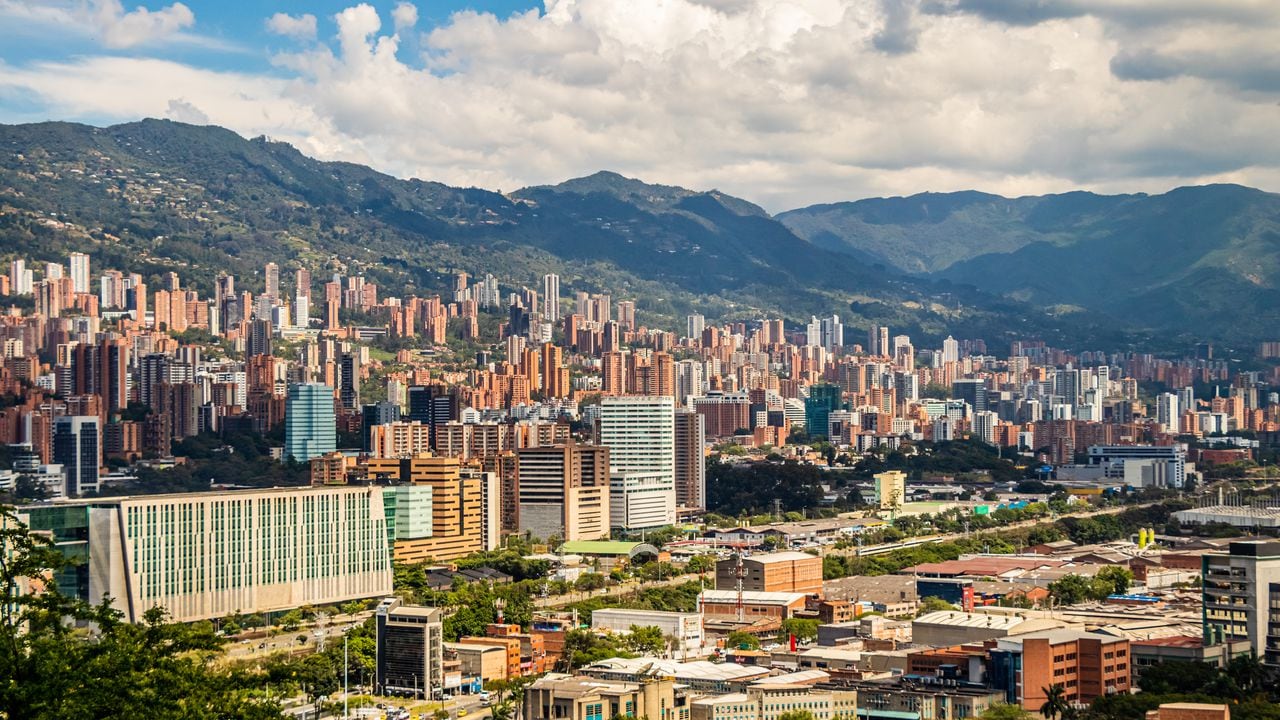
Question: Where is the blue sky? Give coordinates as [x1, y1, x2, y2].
[0, 0, 1277, 209]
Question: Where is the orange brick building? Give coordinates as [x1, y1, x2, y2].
[715, 551, 823, 594]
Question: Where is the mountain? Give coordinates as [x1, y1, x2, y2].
[0, 119, 1073, 346]
[779, 186, 1280, 343]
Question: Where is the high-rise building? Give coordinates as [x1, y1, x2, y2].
[687, 314, 705, 341]
[804, 384, 843, 438]
[363, 401, 402, 451]
[53, 415, 99, 497]
[952, 379, 989, 414]
[69, 252, 90, 294]
[600, 396, 676, 528]
[375, 599, 444, 699]
[542, 274, 560, 323]
[1202, 540, 1280, 667]
[264, 262, 280, 299]
[820, 315, 843, 353]
[285, 383, 336, 462]
[673, 409, 706, 510]
[367, 456, 498, 561]
[941, 335, 959, 364]
[1156, 392, 1180, 434]
[515, 442, 610, 541]
[340, 352, 361, 410]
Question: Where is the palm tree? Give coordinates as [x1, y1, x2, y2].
[1039, 684, 1069, 720]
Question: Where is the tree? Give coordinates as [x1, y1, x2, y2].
[575, 573, 607, 592]
[778, 712, 815, 720]
[280, 608, 305, 631]
[685, 554, 715, 574]
[1040, 683, 1069, 720]
[1095, 566, 1134, 596]
[0, 506, 281, 719]
[725, 631, 760, 651]
[779, 618, 819, 644]
[1048, 574, 1096, 605]
[625, 625, 667, 656]
[979, 705, 1034, 720]
[918, 596, 958, 615]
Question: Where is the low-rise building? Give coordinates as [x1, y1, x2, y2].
[592, 609, 704, 658]
[698, 590, 809, 621]
[524, 674, 691, 720]
[715, 552, 823, 594]
[375, 599, 444, 699]
[690, 684, 857, 720]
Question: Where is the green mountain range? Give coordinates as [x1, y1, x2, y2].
[779, 186, 1280, 344]
[0, 118, 1269, 349]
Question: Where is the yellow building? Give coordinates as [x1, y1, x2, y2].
[873, 470, 906, 511]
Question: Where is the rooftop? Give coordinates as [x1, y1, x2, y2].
[557, 540, 660, 556]
[699, 590, 810, 605]
[584, 657, 771, 682]
[745, 551, 821, 564]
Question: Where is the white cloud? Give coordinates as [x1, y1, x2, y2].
[392, 2, 418, 32]
[2, 0, 1279, 210]
[89, 0, 195, 49]
[266, 12, 317, 40]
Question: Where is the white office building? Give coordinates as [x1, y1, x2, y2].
[610, 472, 677, 530]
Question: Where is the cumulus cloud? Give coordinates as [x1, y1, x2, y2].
[89, 0, 195, 49]
[266, 12, 317, 40]
[392, 2, 418, 32]
[2, 0, 1279, 210]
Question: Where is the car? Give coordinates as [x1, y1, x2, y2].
[458, 709, 468, 717]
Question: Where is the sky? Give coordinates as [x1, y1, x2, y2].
[0, 0, 1278, 212]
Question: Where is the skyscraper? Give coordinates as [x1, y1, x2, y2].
[69, 252, 90, 294]
[285, 383, 336, 462]
[599, 396, 676, 528]
[264, 262, 280, 299]
[952, 379, 989, 414]
[340, 352, 361, 410]
[687, 314, 705, 341]
[1156, 392, 1180, 434]
[542, 274, 560, 322]
[674, 409, 706, 510]
[53, 415, 99, 497]
[804, 384, 843, 438]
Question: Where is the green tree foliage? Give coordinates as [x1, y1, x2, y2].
[566, 581, 703, 624]
[917, 597, 958, 615]
[1040, 684, 1070, 720]
[778, 712, 815, 720]
[979, 705, 1035, 720]
[0, 507, 281, 719]
[706, 458, 858, 515]
[725, 631, 760, 651]
[625, 626, 667, 655]
[1095, 566, 1134, 595]
[778, 618, 819, 643]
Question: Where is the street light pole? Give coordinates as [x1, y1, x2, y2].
[344, 633, 349, 720]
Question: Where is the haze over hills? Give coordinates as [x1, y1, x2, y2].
[0, 118, 1274, 347]
[779, 185, 1280, 344]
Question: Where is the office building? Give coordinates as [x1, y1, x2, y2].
[375, 598, 444, 699]
[53, 415, 100, 497]
[952, 379, 989, 414]
[714, 551, 823, 594]
[1202, 540, 1280, 667]
[693, 392, 751, 438]
[1087, 444, 1187, 488]
[1157, 393, 1181, 434]
[18, 486, 394, 623]
[285, 383, 336, 462]
[515, 443, 611, 542]
[367, 456, 499, 562]
[340, 352, 361, 410]
[673, 410, 706, 509]
[599, 395, 676, 480]
[363, 401, 402, 451]
[610, 472, 677, 530]
[804, 384, 842, 438]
